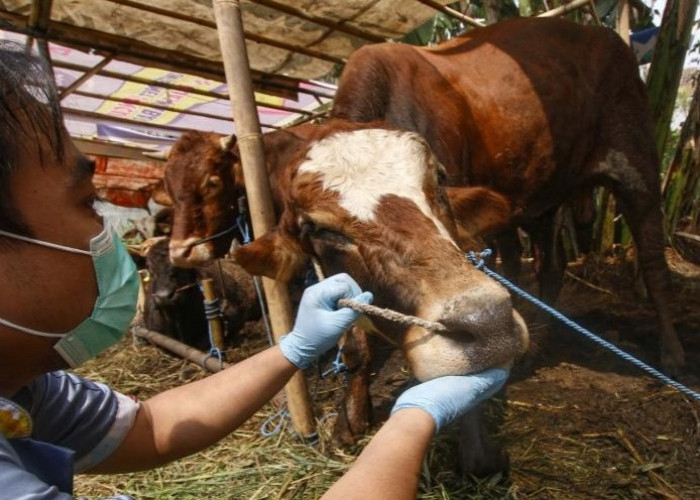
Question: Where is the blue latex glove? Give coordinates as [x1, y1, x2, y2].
[279, 273, 373, 369]
[391, 368, 509, 434]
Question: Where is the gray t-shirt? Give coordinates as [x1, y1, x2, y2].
[0, 371, 139, 499]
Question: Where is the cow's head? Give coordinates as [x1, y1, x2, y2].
[155, 126, 321, 268]
[235, 121, 529, 380]
[158, 131, 241, 267]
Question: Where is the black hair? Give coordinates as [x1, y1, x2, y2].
[0, 40, 65, 236]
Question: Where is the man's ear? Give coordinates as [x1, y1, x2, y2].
[446, 186, 512, 241]
[233, 227, 307, 283]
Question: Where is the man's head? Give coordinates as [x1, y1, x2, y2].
[0, 43, 111, 390]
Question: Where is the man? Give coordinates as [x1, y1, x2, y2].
[0, 41, 507, 499]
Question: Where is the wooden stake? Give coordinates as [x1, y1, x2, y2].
[132, 325, 231, 373]
[200, 278, 226, 352]
[617, 0, 631, 45]
[212, 0, 315, 437]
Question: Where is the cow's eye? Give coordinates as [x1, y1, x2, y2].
[437, 168, 447, 185]
[299, 219, 318, 240]
[207, 175, 222, 188]
[300, 219, 351, 245]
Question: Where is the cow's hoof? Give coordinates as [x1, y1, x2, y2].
[331, 410, 368, 447]
[458, 442, 510, 478]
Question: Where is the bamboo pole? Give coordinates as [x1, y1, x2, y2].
[0, 9, 331, 101]
[133, 325, 232, 373]
[415, 0, 485, 28]
[200, 278, 226, 352]
[212, 0, 315, 438]
[617, 0, 631, 45]
[59, 55, 114, 99]
[537, 0, 591, 17]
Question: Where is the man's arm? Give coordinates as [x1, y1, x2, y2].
[325, 368, 510, 500]
[322, 409, 435, 500]
[90, 345, 296, 473]
[89, 273, 372, 473]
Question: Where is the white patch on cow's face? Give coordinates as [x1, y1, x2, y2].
[298, 128, 453, 240]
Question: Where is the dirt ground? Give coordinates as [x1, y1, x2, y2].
[322, 250, 700, 499]
[441, 252, 700, 499]
[74, 250, 700, 499]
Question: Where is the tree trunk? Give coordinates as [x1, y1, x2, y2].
[645, 0, 699, 159]
[664, 74, 700, 247]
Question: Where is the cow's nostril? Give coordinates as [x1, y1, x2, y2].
[169, 242, 193, 266]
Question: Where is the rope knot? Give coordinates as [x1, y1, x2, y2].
[203, 297, 222, 320]
[466, 248, 492, 270]
[322, 346, 349, 385]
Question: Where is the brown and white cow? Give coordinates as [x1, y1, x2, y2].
[235, 119, 529, 378]
[234, 119, 529, 474]
[327, 16, 683, 374]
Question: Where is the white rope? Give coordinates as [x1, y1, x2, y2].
[337, 298, 448, 333]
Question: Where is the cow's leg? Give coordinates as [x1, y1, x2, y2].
[530, 211, 567, 305]
[496, 228, 522, 283]
[333, 325, 373, 444]
[606, 152, 684, 374]
[509, 214, 566, 311]
[457, 403, 509, 477]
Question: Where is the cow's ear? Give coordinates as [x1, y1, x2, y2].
[151, 179, 173, 207]
[446, 186, 512, 241]
[233, 228, 306, 282]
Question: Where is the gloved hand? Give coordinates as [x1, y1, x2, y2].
[279, 273, 373, 369]
[391, 368, 509, 434]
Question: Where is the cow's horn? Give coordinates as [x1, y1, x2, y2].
[142, 148, 171, 161]
[220, 134, 235, 151]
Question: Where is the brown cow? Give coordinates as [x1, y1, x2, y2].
[162, 126, 319, 265]
[328, 16, 683, 374]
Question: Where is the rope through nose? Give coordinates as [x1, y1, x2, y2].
[337, 298, 447, 333]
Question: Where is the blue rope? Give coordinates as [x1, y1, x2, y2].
[321, 345, 349, 385]
[236, 214, 252, 245]
[466, 249, 700, 403]
[260, 408, 290, 437]
[259, 408, 319, 444]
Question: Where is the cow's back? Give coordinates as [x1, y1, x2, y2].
[331, 17, 647, 218]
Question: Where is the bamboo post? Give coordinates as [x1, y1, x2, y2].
[200, 278, 226, 352]
[136, 269, 149, 317]
[617, 0, 630, 45]
[212, 0, 315, 437]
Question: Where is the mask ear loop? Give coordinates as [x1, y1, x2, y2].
[0, 229, 92, 256]
[0, 316, 66, 338]
[0, 229, 95, 337]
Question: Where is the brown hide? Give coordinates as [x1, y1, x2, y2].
[164, 131, 241, 266]
[235, 119, 529, 381]
[330, 17, 683, 373]
[164, 126, 318, 267]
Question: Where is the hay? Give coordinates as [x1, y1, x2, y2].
[70, 252, 700, 499]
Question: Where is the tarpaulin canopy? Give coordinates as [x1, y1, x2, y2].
[0, 0, 458, 206]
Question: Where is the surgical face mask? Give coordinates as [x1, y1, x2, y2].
[0, 227, 139, 367]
